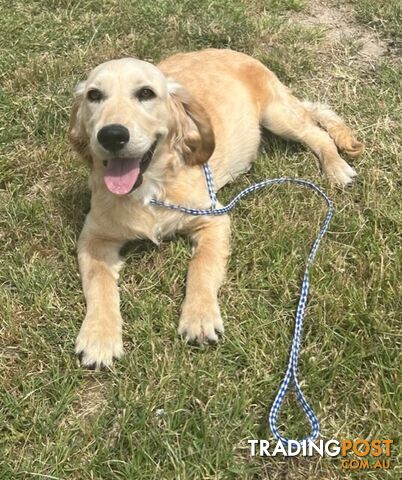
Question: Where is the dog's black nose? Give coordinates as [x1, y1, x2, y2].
[97, 124, 129, 152]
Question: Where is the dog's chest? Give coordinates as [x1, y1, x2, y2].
[94, 198, 189, 244]
[130, 206, 188, 244]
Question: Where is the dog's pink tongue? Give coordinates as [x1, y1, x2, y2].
[104, 158, 140, 195]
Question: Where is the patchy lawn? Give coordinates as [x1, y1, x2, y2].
[0, 0, 400, 478]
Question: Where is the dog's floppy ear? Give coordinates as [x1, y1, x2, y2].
[69, 81, 92, 166]
[168, 82, 215, 165]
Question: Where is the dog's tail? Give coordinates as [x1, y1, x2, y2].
[302, 101, 363, 158]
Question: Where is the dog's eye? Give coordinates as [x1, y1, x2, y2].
[137, 87, 156, 101]
[87, 89, 103, 102]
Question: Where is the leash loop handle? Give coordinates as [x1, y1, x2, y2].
[150, 164, 334, 444]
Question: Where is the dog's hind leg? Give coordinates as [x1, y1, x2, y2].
[261, 82, 362, 186]
[302, 101, 363, 159]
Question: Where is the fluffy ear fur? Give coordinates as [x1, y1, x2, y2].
[168, 82, 215, 165]
[68, 82, 92, 166]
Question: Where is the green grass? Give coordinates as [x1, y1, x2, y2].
[350, 0, 402, 42]
[1, 0, 401, 478]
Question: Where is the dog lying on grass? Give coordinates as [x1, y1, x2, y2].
[69, 48, 363, 368]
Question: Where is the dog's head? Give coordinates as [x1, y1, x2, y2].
[69, 58, 215, 196]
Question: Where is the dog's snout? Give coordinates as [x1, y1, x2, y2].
[97, 124, 130, 152]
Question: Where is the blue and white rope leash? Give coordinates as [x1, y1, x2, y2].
[150, 163, 334, 444]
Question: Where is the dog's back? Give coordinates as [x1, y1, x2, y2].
[159, 49, 269, 188]
[160, 48, 362, 187]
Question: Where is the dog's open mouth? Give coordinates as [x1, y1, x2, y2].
[103, 141, 157, 195]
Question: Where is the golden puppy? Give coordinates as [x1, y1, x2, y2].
[69, 48, 362, 368]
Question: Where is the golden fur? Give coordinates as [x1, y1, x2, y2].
[69, 49, 363, 368]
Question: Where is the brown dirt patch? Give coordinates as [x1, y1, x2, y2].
[291, 0, 388, 64]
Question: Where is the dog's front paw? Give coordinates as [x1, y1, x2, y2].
[325, 158, 357, 186]
[75, 315, 123, 369]
[178, 299, 224, 345]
